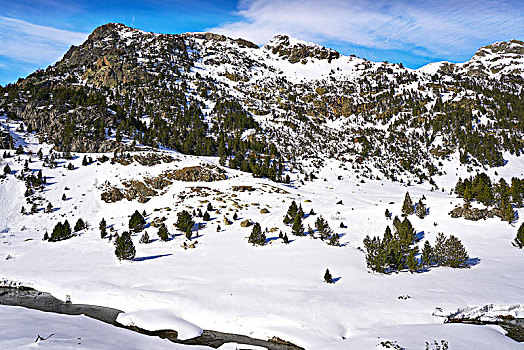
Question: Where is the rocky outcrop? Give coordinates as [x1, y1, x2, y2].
[100, 186, 124, 203]
[164, 166, 227, 182]
[264, 35, 340, 64]
[100, 165, 226, 203]
[240, 219, 253, 227]
[449, 206, 502, 221]
[13, 102, 121, 153]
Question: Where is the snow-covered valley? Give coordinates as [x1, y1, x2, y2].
[1, 114, 523, 349]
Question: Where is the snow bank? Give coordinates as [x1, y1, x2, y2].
[0, 305, 204, 350]
[116, 310, 203, 340]
[449, 304, 524, 322]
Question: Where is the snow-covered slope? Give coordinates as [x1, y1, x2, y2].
[0, 23, 523, 349]
[419, 39, 524, 78]
[0, 113, 523, 349]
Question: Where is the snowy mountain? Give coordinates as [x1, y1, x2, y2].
[419, 39, 524, 78]
[0, 23, 523, 349]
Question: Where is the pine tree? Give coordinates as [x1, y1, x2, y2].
[3, 164, 10, 175]
[415, 199, 427, 219]
[392, 216, 401, 230]
[158, 223, 169, 241]
[74, 218, 85, 232]
[385, 208, 391, 219]
[203, 211, 210, 221]
[445, 235, 469, 268]
[284, 200, 298, 224]
[328, 233, 340, 246]
[114, 231, 136, 261]
[514, 222, 524, 249]
[406, 249, 419, 273]
[49, 220, 73, 242]
[45, 202, 53, 213]
[62, 193, 67, 201]
[307, 224, 314, 238]
[283, 233, 289, 244]
[31, 203, 38, 214]
[100, 218, 107, 238]
[363, 235, 387, 274]
[434, 233, 468, 268]
[129, 210, 145, 232]
[185, 226, 192, 240]
[140, 231, 150, 244]
[324, 268, 333, 283]
[402, 192, 414, 215]
[421, 240, 433, 267]
[248, 222, 266, 246]
[207, 203, 213, 212]
[291, 213, 304, 236]
[315, 215, 332, 240]
[503, 201, 515, 223]
[176, 210, 194, 233]
[233, 212, 238, 220]
[43, 231, 49, 241]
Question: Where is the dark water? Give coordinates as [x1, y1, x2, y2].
[0, 287, 304, 350]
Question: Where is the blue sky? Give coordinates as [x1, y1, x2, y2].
[0, 0, 523, 85]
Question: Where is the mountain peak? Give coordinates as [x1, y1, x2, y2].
[475, 39, 524, 57]
[264, 34, 340, 64]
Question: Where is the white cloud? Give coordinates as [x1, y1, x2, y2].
[210, 0, 524, 60]
[0, 16, 88, 65]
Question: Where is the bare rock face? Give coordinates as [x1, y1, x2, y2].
[13, 102, 120, 153]
[101, 187, 124, 203]
[100, 164, 226, 204]
[449, 206, 501, 220]
[164, 166, 227, 182]
[264, 35, 340, 64]
[240, 219, 253, 227]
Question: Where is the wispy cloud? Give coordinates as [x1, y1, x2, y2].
[210, 0, 524, 62]
[0, 16, 88, 66]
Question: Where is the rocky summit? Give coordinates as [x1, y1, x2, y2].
[1, 23, 523, 184]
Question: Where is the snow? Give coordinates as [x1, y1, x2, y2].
[449, 304, 524, 322]
[116, 310, 203, 340]
[1, 35, 524, 348]
[1, 137, 523, 348]
[0, 305, 208, 350]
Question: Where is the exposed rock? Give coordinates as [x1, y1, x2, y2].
[164, 166, 227, 182]
[232, 185, 255, 192]
[449, 206, 502, 221]
[265, 35, 340, 64]
[122, 180, 157, 203]
[240, 219, 253, 227]
[100, 186, 124, 203]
